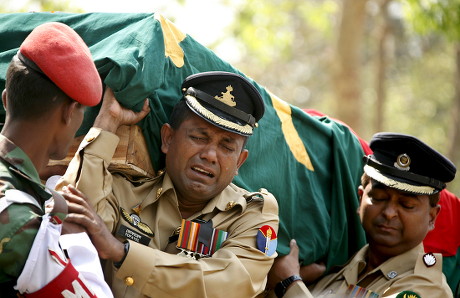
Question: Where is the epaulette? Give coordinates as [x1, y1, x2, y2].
[414, 252, 443, 283]
[112, 168, 165, 186]
[243, 188, 278, 214]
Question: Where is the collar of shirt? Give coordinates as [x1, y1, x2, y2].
[343, 243, 423, 285]
[141, 172, 248, 216]
[0, 134, 43, 187]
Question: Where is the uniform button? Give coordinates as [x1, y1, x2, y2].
[86, 136, 95, 142]
[124, 276, 135, 286]
[225, 201, 236, 210]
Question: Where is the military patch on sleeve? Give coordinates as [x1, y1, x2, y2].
[120, 207, 154, 237]
[395, 291, 421, 298]
[256, 225, 277, 256]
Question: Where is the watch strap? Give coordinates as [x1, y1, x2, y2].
[274, 274, 302, 298]
[114, 241, 130, 269]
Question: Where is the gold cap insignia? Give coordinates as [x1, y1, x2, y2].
[394, 153, 411, 171]
[214, 85, 236, 107]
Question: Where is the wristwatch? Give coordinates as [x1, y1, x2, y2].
[114, 241, 130, 269]
[274, 275, 302, 298]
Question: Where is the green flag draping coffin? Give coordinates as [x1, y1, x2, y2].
[0, 12, 366, 269]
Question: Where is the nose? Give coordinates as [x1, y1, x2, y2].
[381, 201, 398, 219]
[200, 144, 217, 164]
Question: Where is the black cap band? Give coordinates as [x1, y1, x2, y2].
[363, 155, 446, 191]
[185, 87, 256, 127]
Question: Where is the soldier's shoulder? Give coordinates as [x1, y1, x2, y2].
[242, 187, 278, 215]
[0, 161, 20, 196]
[414, 252, 443, 277]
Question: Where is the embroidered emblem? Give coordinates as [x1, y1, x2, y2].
[423, 252, 436, 267]
[120, 207, 154, 237]
[214, 85, 236, 107]
[256, 225, 277, 256]
[387, 271, 398, 279]
[395, 290, 421, 298]
[394, 153, 411, 171]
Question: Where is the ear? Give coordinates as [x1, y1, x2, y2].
[357, 185, 365, 214]
[428, 204, 441, 231]
[160, 123, 174, 154]
[62, 100, 79, 125]
[2, 89, 7, 111]
[235, 149, 249, 175]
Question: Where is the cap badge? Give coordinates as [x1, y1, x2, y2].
[214, 85, 236, 107]
[423, 252, 436, 267]
[394, 153, 411, 171]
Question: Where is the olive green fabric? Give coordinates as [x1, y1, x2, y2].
[0, 12, 366, 269]
[0, 134, 50, 284]
[443, 247, 460, 297]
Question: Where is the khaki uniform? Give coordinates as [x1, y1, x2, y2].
[281, 243, 452, 297]
[59, 128, 279, 298]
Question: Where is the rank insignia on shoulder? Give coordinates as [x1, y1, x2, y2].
[120, 207, 154, 237]
[395, 290, 421, 298]
[256, 225, 277, 256]
[422, 252, 436, 267]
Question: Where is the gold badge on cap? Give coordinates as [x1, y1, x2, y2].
[214, 85, 236, 107]
[423, 252, 436, 267]
[394, 153, 411, 171]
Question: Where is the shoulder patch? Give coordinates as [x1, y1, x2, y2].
[256, 225, 277, 256]
[414, 251, 443, 283]
[395, 291, 421, 298]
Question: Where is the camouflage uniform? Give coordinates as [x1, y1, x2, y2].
[0, 134, 51, 294]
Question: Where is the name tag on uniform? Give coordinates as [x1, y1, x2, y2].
[117, 225, 151, 246]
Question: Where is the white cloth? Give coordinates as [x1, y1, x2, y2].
[10, 188, 112, 297]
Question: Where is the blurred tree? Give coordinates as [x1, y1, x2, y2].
[0, 0, 83, 12]
[332, 0, 368, 132]
[403, 0, 460, 192]
[374, 0, 392, 132]
[227, 0, 339, 111]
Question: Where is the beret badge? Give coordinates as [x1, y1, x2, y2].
[394, 153, 411, 171]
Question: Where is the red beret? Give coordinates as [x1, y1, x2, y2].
[19, 22, 102, 106]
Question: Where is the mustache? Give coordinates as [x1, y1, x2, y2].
[373, 217, 401, 230]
